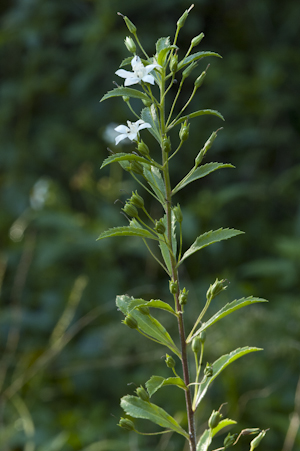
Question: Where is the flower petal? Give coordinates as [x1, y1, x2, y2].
[115, 134, 128, 145]
[115, 69, 135, 79]
[142, 74, 155, 84]
[131, 55, 141, 69]
[124, 77, 141, 86]
[114, 125, 129, 133]
[138, 122, 152, 131]
[145, 64, 161, 74]
[127, 132, 138, 141]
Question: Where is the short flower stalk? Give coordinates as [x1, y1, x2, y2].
[99, 6, 268, 451]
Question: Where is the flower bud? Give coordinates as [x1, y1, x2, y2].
[162, 136, 171, 153]
[199, 330, 206, 344]
[123, 202, 139, 218]
[195, 148, 206, 167]
[130, 161, 144, 175]
[155, 219, 166, 235]
[169, 279, 178, 295]
[206, 278, 227, 301]
[223, 433, 236, 448]
[191, 32, 204, 48]
[119, 418, 135, 431]
[194, 70, 206, 89]
[124, 16, 137, 34]
[208, 410, 223, 429]
[179, 120, 190, 142]
[130, 190, 144, 208]
[122, 96, 130, 102]
[124, 36, 136, 54]
[173, 204, 183, 223]
[179, 287, 189, 305]
[204, 363, 213, 378]
[165, 354, 176, 368]
[136, 385, 150, 402]
[177, 9, 189, 28]
[192, 336, 201, 354]
[142, 98, 152, 107]
[250, 430, 267, 451]
[138, 305, 150, 315]
[123, 314, 138, 329]
[137, 140, 150, 157]
[182, 61, 197, 80]
[169, 54, 178, 73]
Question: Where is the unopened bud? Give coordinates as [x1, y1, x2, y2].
[199, 330, 206, 344]
[191, 33, 204, 47]
[136, 386, 150, 402]
[250, 430, 267, 451]
[179, 120, 190, 142]
[170, 54, 178, 73]
[182, 61, 197, 80]
[177, 9, 189, 29]
[130, 161, 144, 175]
[208, 410, 223, 429]
[194, 70, 206, 89]
[179, 287, 189, 305]
[142, 98, 152, 107]
[169, 279, 178, 295]
[123, 202, 139, 218]
[173, 204, 183, 223]
[165, 354, 176, 368]
[192, 337, 201, 353]
[223, 433, 236, 448]
[119, 418, 135, 431]
[162, 136, 171, 153]
[122, 96, 130, 102]
[130, 190, 144, 208]
[137, 140, 150, 157]
[123, 16, 137, 34]
[154, 219, 166, 235]
[206, 278, 227, 301]
[204, 363, 213, 377]
[123, 314, 138, 329]
[124, 36, 136, 54]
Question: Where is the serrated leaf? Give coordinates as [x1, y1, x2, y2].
[194, 347, 262, 409]
[121, 396, 189, 439]
[120, 56, 132, 67]
[173, 163, 234, 195]
[141, 106, 161, 143]
[178, 228, 244, 266]
[143, 166, 166, 204]
[211, 419, 237, 438]
[178, 51, 222, 70]
[128, 298, 177, 316]
[159, 212, 177, 274]
[97, 226, 157, 241]
[116, 295, 181, 357]
[196, 429, 212, 451]
[189, 297, 268, 341]
[170, 109, 225, 128]
[146, 376, 187, 397]
[101, 152, 161, 170]
[156, 36, 171, 54]
[100, 87, 149, 102]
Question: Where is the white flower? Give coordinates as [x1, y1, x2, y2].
[114, 119, 151, 145]
[115, 56, 161, 86]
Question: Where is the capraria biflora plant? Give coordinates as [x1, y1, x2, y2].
[99, 5, 268, 451]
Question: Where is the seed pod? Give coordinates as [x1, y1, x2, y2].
[173, 204, 183, 223]
[223, 433, 236, 448]
[250, 430, 267, 451]
[169, 279, 178, 295]
[162, 136, 171, 153]
[165, 354, 176, 368]
[208, 410, 223, 429]
[124, 16, 137, 34]
[204, 363, 213, 377]
[119, 418, 135, 431]
[124, 36, 136, 54]
[179, 287, 189, 305]
[155, 219, 166, 235]
[191, 33, 204, 48]
[206, 278, 227, 301]
[122, 96, 130, 103]
[170, 54, 178, 73]
[194, 70, 206, 89]
[177, 9, 189, 28]
[199, 330, 206, 344]
[122, 203, 139, 218]
[182, 61, 197, 80]
[123, 314, 138, 329]
[136, 386, 150, 402]
[142, 98, 152, 107]
[192, 337, 201, 354]
[137, 140, 150, 157]
[179, 120, 190, 142]
[130, 190, 144, 208]
[130, 161, 144, 175]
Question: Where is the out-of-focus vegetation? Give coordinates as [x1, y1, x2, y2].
[0, 0, 299, 450]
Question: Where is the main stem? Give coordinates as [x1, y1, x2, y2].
[160, 76, 196, 451]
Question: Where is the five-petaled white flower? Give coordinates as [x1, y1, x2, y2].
[114, 119, 151, 145]
[115, 56, 161, 86]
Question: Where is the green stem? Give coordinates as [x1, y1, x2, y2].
[142, 239, 169, 274]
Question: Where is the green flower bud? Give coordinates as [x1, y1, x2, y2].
[123, 202, 139, 218]
[119, 418, 135, 431]
[155, 219, 166, 235]
[194, 70, 206, 89]
[130, 190, 144, 208]
[124, 36, 136, 54]
[142, 98, 152, 107]
[170, 54, 178, 73]
[122, 96, 130, 102]
[195, 148, 206, 167]
[165, 354, 176, 368]
[130, 161, 144, 175]
[173, 204, 183, 223]
[137, 140, 150, 157]
[204, 363, 213, 378]
[208, 410, 223, 429]
[192, 336, 201, 354]
[191, 32, 205, 48]
[199, 330, 206, 344]
[124, 16, 137, 34]
[138, 305, 150, 315]
[177, 9, 189, 28]
[123, 314, 138, 329]
[206, 278, 227, 301]
[179, 120, 190, 142]
[250, 430, 267, 451]
[169, 279, 178, 295]
[162, 136, 171, 153]
[136, 386, 150, 402]
[179, 287, 189, 305]
[223, 433, 236, 448]
[182, 61, 197, 80]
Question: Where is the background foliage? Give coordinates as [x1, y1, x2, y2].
[0, 0, 299, 450]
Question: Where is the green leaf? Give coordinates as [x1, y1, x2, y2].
[211, 419, 237, 438]
[100, 87, 149, 102]
[196, 429, 212, 451]
[178, 228, 244, 266]
[143, 166, 166, 204]
[156, 36, 171, 54]
[170, 109, 225, 128]
[173, 163, 235, 195]
[146, 376, 187, 397]
[159, 212, 177, 274]
[128, 298, 177, 316]
[120, 56, 132, 67]
[141, 106, 161, 143]
[97, 226, 158, 241]
[116, 295, 181, 357]
[178, 51, 222, 70]
[120, 396, 189, 439]
[155, 37, 178, 66]
[194, 347, 262, 409]
[101, 153, 160, 170]
[190, 297, 268, 341]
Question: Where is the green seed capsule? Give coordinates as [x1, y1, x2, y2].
[182, 61, 197, 80]
[250, 430, 267, 451]
[177, 10, 189, 28]
[173, 204, 183, 223]
[191, 33, 204, 48]
[192, 337, 201, 354]
[130, 161, 144, 175]
[223, 433, 236, 448]
[162, 136, 171, 153]
[155, 219, 166, 235]
[130, 190, 144, 208]
[136, 386, 150, 402]
[137, 140, 150, 157]
[208, 410, 223, 429]
[142, 98, 152, 107]
[194, 70, 206, 89]
[123, 314, 138, 329]
[119, 418, 135, 431]
[165, 354, 176, 368]
[179, 287, 189, 305]
[169, 279, 178, 295]
[179, 120, 190, 142]
[206, 278, 227, 301]
[204, 363, 213, 377]
[124, 16, 137, 34]
[123, 203, 139, 218]
[199, 330, 206, 344]
[170, 54, 178, 73]
[122, 96, 130, 103]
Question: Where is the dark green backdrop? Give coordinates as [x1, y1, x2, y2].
[1, 0, 299, 450]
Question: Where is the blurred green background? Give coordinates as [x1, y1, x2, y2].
[1, 0, 299, 450]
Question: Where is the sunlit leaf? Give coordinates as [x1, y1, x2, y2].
[196, 429, 212, 451]
[211, 418, 237, 438]
[128, 298, 177, 316]
[121, 396, 189, 439]
[97, 226, 157, 241]
[146, 376, 187, 397]
[170, 109, 225, 128]
[100, 87, 149, 102]
[178, 51, 222, 70]
[101, 153, 160, 170]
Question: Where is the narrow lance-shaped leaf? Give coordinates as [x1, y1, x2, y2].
[141, 106, 161, 143]
[97, 226, 158, 241]
[128, 298, 177, 316]
[100, 87, 150, 102]
[196, 429, 212, 451]
[178, 51, 222, 70]
[173, 163, 235, 195]
[178, 228, 244, 266]
[159, 212, 177, 274]
[121, 396, 189, 439]
[170, 109, 225, 129]
[101, 153, 161, 170]
[146, 376, 187, 397]
[194, 347, 262, 410]
[143, 166, 166, 204]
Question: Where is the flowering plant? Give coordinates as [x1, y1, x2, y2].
[99, 5, 268, 451]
